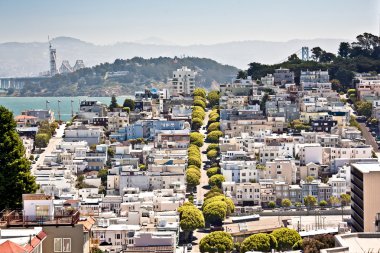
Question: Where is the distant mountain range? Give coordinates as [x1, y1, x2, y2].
[0, 36, 349, 77]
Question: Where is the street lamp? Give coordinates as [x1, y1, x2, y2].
[70, 100, 74, 118]
[46, 100, 50, 110]
[57, 100, 61, 122]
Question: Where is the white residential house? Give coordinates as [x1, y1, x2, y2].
[328, 175, 347, 198]
[222, 182, 261, 206]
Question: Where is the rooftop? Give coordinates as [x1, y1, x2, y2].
[352, 162, 380, 173]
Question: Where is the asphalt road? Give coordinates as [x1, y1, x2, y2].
[359, 123, 379, 152]
[193, 110, 211, 252]
[31, 123, 66, 175]
[195, 110, 210, 203]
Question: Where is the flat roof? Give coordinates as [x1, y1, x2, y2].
[335, 233, 380, 252]
[352, 163, 380, 173]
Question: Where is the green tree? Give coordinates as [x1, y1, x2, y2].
[355, 101, 372, 117]
[338, 42, 351, 58]
[207, 91, 220, 108]
[204, 186, 224, 200]
[97, 168, 108, 185]
[271, 228, 302, 251]
[138, 164, 147, 171]
[109, 95, 118, 111]
[256, 164, 267, 171]
[305, 176, 314, 183]
[207, 149, 218, 161]
[123, 98, 135, 111]
[203, 195, 235, 216]
[203, 201, 227, 226]
[194, 96, 207, 103]
[207, 122, 220, 133]
[193, 88, 207, 98]
[320, 51, 336, 63]
[288, 54, 301, 63]
[340, 193, 351, 206]
[35, 133, 50, 150]
[329, 196, 340, 207]
[268, 201, 276, 209]
[199, 231, 233, 253]
[331, 79, 343, 92]
[209, 174, 225, 188]
[311, 47, 324, 61]
[0, 106, 38, 209]
[207, 144, 220, 152]
[187, 167, 201, 178]
[190, 132, 204, 147]
[319, 200, 328, 207]
[241, 233, 278, 253]
[281, 198, 292, 208]
[194, 99, 206, 109]
[178, 202, 205, 242]
[188, 156, 202, 168]
[237, 70, 248, 79]
[207, 131, 223, 143]
[207, 167, 220, 178]
[304, 195, 317, 210]
[192, 118, 204, 131]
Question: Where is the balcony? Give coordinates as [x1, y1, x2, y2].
[0, 209, 80, 227]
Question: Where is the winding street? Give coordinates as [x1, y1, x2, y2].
[31, 123, 66, 175]
[193, 110, 211, 252]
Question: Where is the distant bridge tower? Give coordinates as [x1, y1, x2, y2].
[49, 37, 58, 76]
[301, 47, 309, 61]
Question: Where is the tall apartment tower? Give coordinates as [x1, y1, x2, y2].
[49, 40, 58, 76]
[170, 66, 196, 97]
[351, 163, 380, 232]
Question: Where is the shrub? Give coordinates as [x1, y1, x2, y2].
[206, 144, 220, 152]
[207, 167, 220, 178]
[209, 174, 225, 188]
[271, 228, 302, 251]
[241, 233, 278, 252]
[207, 130, 223, 143]
[190, 132, 204, 147]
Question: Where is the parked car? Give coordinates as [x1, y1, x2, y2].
[210, 226, 224, 232]
[371, 131, 377, 136]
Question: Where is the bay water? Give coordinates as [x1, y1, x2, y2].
[0, 96, 132, 121]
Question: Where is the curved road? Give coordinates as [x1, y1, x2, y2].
[31, 123, 66, 175]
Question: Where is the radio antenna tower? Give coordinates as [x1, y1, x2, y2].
[48, 36, 58, 76]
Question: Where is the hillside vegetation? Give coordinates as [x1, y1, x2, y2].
[243, 32, 380, 92]
[20, 57, 238, 96]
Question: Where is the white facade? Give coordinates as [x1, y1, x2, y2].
[170, 66, 196, 96]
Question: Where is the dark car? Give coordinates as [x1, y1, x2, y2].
[210, 226, 224, 232]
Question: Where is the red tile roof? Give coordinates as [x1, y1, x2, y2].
[79, 216, 96, 231]
[0, 240, 27, 253]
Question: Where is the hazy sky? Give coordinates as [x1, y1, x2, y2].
[1, 0, 379, 45]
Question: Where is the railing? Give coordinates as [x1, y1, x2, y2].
[4, 210, 80, 227]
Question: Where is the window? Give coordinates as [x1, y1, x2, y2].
[36, 205, 49, 216]
[63, 239, 71, 252]
[54, 238, 62, 252]
[54, 238, 71, 252]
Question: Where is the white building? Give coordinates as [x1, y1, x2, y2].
[170, 66, 196, 96]
[328, 175, 347, 198]
[223, 182, 261, 206]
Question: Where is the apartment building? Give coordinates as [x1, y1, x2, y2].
[170, 66, 196, 96]
[351, 163, 380, 232]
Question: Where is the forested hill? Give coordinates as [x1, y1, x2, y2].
[241, 33, 380, 93]
[19, 57, 238, 96]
